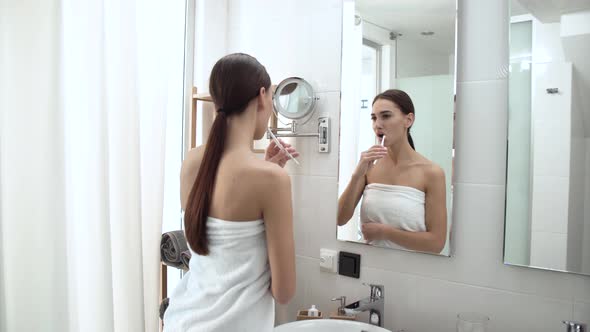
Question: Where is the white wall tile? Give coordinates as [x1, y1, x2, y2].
[574, 275, 590, 303]
[530, 231, 568, 271]
[290, 175, 311, 255]
[227, 0, 342, 93]
[457, 0, 509, 82]
[454, 80, 508, 185]
[281, 95, 341, 178]
[573, 301, 590, 325]
[295, 92, 341, 178]
[584, 139, 590, 275]
[449, 183, 578, 300]
[283, 136, 311, 176]
[411, 277, 573, 332]
[361, 268, 417, 331]
[530, 62, 572, 181]
[532, 22, 565, 64]
[532, 128, 571, 177]
[290, 175, 338, 258]
[531, 175, 569, 234]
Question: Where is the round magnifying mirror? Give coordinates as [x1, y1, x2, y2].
[273, 77, 317, 120]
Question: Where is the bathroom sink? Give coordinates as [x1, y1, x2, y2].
[274, 320, 391, 332]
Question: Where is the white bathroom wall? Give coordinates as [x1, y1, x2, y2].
[584, 139, 590, 274]
[396, 40, 452, 78]
[567, 75, 586, 273]
[278, 0, 590, 331]
[198, 0, 590, 330]
[533, 21, 565, 64]
[529, 62, 572, 271]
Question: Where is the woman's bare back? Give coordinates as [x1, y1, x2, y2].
[180, 145, 285, 221]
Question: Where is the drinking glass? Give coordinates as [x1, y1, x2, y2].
[456, 312, 489, 332]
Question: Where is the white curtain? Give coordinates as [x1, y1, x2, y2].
[0, 1, 184, 331]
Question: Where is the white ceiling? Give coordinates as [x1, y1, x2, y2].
[356, 0, 456, 55]
[510, 0, 530, 16]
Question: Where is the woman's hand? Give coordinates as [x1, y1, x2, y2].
[265, 138, 300, 168]
[361, 222, 386, 242]
[352, 145, 388, 178]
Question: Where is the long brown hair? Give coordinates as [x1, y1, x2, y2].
[372, 89, 416, 150]
[184, 53, 271, 255]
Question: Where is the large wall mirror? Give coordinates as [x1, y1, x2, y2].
[504, 0, 590, 275]
[337, 0, 457, 256]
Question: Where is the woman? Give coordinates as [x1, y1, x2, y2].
[337, 89, 447, 254]
[164, 53, 297, 332]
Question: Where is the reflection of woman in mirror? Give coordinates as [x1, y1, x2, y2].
[337, 89, 447, 254]
[164, 53, 297, 331]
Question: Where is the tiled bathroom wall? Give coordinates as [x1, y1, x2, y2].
[196, 0, 590, 330]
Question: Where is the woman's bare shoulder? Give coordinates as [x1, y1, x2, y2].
[422, 160, 445, 188]
[181, 145, 206, 179]
[410, 153, 445, 185]
[244, 158, 290, 186]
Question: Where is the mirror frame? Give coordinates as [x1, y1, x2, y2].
[273, 77, 317, 120]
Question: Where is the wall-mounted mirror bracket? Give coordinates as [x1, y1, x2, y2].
[268, 117, 330, 153]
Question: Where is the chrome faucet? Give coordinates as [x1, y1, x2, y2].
[344, 283, 385, 327]
[331, 296, 347, 315]
[563, 321, 587, 332]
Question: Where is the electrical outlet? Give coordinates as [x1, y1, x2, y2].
[319, 248, 338, 273]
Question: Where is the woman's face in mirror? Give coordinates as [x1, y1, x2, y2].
[370, 98, 412, 146]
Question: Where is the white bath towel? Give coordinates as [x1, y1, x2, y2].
[360, 183, 426, 249]
[163, 217, 274, 332]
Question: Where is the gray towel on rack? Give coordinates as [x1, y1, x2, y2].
[180, 250, 191, 269]
[159, 297, 169, 320]
[160, 230, 189, 270]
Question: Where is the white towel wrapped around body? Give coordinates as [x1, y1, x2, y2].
[360, 183, 426, 249]
[163, 217, 274, 332]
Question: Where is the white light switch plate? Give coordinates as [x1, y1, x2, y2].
[319, 248, 338, 273]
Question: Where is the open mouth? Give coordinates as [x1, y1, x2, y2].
[376, 133, 385, 138]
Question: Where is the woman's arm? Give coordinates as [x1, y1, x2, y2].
[260, 165, 296, 304]
[337, 174, 366, 226]
[362, 166, 447, 253]
[337, 145, 388, 226]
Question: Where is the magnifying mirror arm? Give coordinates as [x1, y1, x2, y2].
[267, 116, 330, 153]
[271, 132, 319, 138]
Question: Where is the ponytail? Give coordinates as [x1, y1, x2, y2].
[407, 131, 415, 150]
[184, 112, 227, 255]
[183, 53, 270, 255]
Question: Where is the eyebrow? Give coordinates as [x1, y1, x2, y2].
[370, 110, 393, 116]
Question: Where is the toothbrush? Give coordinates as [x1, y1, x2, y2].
[373, 135, 386, 165]
[267, 128, 300, 166]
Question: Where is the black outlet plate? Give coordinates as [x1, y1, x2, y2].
[338, 251, 360, 278]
